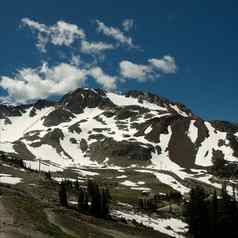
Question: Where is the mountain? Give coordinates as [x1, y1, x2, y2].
[1, 88, 238, 173]
[1, 87, 238, 237]
[1, 88, 238, 179]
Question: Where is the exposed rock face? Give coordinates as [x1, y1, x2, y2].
[13, 141, 36, 160]
[29, 128, 72, 159]
[125, 90, 193, 116]
[0, 104, 28, 119]
[43, 108, 75, 127]
[60, 88, 115, 114]
[210, 120, 238, 134]
[4, 117, 12, 125]
[68, 122, 82, 134]
[33, 100, 56, 110]
[194, 119, 209, 146]
[134, 115, 183, 143]
[0, 99, 56, 119]
[80, 139, 88, 152]
[31, 128, 64, 148]
[29, 100, 56, 117]
[227, 133, 238, 157]
[168, 118, 195, 168]
[89, 138, 154, 166]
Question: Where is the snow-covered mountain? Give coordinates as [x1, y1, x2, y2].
[1, 88, 238, 194]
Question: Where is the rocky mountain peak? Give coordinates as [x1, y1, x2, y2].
[32, 99, 56, 110]
[125, 90, 193, 116]
[60, 88, 115, 114]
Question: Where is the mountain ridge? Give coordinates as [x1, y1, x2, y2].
[0, 87, 238, 198]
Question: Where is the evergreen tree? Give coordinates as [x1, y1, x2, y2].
[87, 180, 111, 218]
[210, 190, 218, 236]
[185, 186, 210, 237]
[217, 184, 238, 238]
[100, 188, 111, 218]
[78, 187, 89, 211]
[74, 180, 80, 192]
[19, 159, 25, 168]
[212, 152, 226, 176]
[45, 171, 52, 180]
[59, 181, 68, 207]
[87, 180, 101, 216]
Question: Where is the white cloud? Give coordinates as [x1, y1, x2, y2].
[21, 18, 48, 32]
[96, 20, 134, 47]
[148, 55, 177, 74]
[120, 55, 177, 81]
[81, 40, 114, 54]
[0, 63, 87, 102]
[119, 61, 152, 81]
[0, 63, 118, 102]
[49, 21, 85, 45]
[122, 19, 134, 32]
[88, 67, 117, 90]
[21, 18, 85, 52]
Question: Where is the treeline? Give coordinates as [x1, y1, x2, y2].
[184, 185, 238, 238]
[58, 179, 111, 219]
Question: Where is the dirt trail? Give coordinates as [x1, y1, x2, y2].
[87, 223, 141, 238]
[45, 208, 142, 238]
[45, 208, 78, 238]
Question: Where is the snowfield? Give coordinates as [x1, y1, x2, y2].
[0, 107, 54, 142]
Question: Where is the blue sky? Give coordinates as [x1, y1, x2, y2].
[0, 0, 237, 122]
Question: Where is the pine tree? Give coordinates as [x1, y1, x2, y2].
[87, 180, 101, 216]
[185, 186, 210, 238]
[210, 190, 218, 236]
[217, 183, 238, 238]
[100, 188, 111, 218]
[78, 187, 89, 211]
[59, 181, 68, 207]
[78, 187, 84, 211]
[212, 151, 226, 176]
[87, 180, 111, 218]
[74, 180, 80, 192]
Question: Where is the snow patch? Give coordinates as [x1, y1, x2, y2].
[187, 120, 198, 143]
[116, 175, 127, 179]
[112, 210, 188, 237]
[120, 180, 138, 187]
[144, 125, 153, 134]
[0, 142, 15, 153]
[0, 174, 22, 184]
[107, 92, 167, 111]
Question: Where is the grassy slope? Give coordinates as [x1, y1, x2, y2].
[0, 158, 170, 238]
